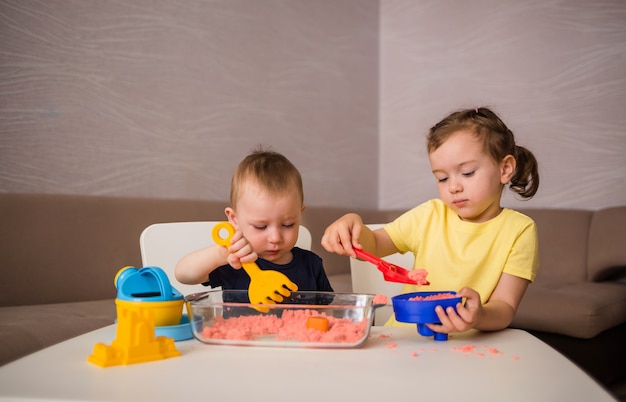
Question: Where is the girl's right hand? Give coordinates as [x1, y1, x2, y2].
[321, 213, 364, 257]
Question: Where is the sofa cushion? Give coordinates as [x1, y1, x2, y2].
[512, 281, 626, 338]
[518, 209, 592, 284]
[0, 193, 229, 307]
[587, 206, 626, 281]
[0, 299, 116, 366]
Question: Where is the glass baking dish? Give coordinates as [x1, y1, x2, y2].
[185, 290, 383, 348]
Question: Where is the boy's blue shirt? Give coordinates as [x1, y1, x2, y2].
[205, 247, 334, 292]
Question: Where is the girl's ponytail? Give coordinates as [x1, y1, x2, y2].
[510, 145, 539, 198]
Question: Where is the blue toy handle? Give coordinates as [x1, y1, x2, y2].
[114, 266, 138, 289]
[146, 266, 175, 299]
[115, 266, 183, 302]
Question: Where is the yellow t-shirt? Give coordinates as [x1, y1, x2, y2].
[384, 199, 538, 326]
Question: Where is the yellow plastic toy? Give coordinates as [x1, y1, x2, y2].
[88, 266, 183, 367]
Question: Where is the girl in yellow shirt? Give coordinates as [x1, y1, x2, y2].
[322, 107, 540, 334]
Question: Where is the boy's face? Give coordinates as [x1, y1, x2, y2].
[227, 179, 303, 265]
[428, 130, 513, 223]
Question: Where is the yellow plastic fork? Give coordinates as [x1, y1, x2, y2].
[212, 222, 298, 312]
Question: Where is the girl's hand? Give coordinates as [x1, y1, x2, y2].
[321, 213, 365, 258]
[223, 230, 258, 269]
[425, 287, 483, 334]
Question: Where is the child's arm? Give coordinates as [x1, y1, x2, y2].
[427, 273, 530, 333]
[175, 244, 229, 284]
[321, 213, 398, 258]
[474, 273, 530, 331]
[174, 230, 257, 285]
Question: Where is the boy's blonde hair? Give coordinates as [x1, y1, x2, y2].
[230, 147, 304, 208]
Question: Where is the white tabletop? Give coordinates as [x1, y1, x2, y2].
[0, 325, 616, 402]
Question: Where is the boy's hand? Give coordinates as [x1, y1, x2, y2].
[223, 230, 258, 269]
[426, 287, 482, 334]
[321, 213, 365, 258]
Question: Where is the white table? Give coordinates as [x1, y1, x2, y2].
[0, 325, 617, 402]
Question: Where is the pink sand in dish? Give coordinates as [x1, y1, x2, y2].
[200, 309, 367, 343]
[408, 293, 457, 301]
[408, 269, 429, 285]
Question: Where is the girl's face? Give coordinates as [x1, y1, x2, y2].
[428, 130, 514, 223]
[227, 179, 303, 265]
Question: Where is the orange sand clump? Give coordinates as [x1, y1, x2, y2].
[201, 309, 367, 343]
[306, 316, 329, 332]
[408, 269, 429, 285]
[408, 293, 457, 301]
[373, 294, 388, 305]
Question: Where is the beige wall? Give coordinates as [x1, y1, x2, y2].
[1, 0, 625, 211]
[379, 0, 626, 210]
[0, 0, 380, 208]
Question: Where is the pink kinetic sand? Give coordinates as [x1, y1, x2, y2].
[408, 269, 429, 285]
[373, 294, 388, 305]
[200, 309, 367, 343]
[408, 293, 457, 301]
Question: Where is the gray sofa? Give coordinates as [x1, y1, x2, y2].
[1, 193, 625, 392]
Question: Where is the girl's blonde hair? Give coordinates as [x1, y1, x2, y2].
[427, 107, 539, 198]
[230, 147, 304, 207]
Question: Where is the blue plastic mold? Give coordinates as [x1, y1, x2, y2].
[392, 291, 462, 341]
[115, 266, 183, 302]
[154, 314, 193, 341]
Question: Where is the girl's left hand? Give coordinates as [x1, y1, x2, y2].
[425, 287, 482, 333]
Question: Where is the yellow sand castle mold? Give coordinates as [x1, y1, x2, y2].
[88, 266, 183, 367]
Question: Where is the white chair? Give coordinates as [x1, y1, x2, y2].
[349, 224, 415, 325]
[140, 221, 312, 297]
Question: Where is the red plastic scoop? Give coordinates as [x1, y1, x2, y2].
[353, 248, 429, 286]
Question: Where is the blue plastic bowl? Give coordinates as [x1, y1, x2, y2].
[155, 314, 193, 341]
[392, 291, 462, 341]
